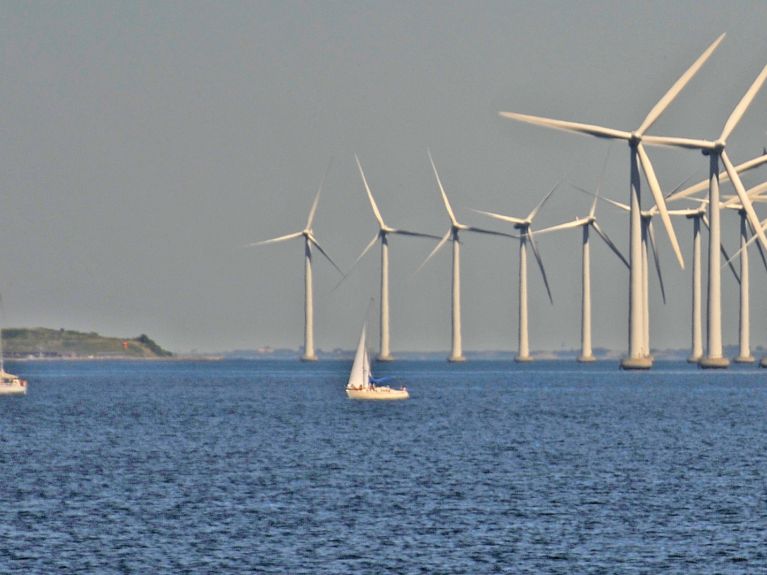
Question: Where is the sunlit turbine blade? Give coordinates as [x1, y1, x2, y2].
[637, 33, 725, 136]
[647, 221, 667, 304]
[723, 228, 761, 272]
[246, 230, 304, 247]
[535, 218, 589, 236]
[308, 234, 344, 276]
[414, 229, 452, 274]
[463, 225, 518, 239]
[721, 180, 767, 208]
[666, 208, 704, 216]
[527, 181, 559, 222]
[592, 221, 629, 268]
[641, 135, 716, 151]
[471, 208, 527, 225]
[499, 112, 632, 140]
[427, 149, 458, 226]
[306, 159, 333, 229]
[648, 172, 698, 216]
[721, 150, 767, 251]
[389, 229, 443, 240]
[528, 232, 553, 304]
[666, 153, 767, 202]
[720, 62, 767, 142]
[637, 143, 684, 268]
[355, 154, 385, 229]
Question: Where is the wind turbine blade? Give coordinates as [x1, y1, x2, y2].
[647, 222, 667, 304]
[571, 184, 630, 211]
[746, 219, 767, 273]
[535, 218, 589, 236]
[389, 229, 442, 240]
[414, 229, 452, 274]
[427, 149, 458, 226]
[641, 135, 716, 150]
[722, 236, 754, 280]
[463, 226, 518, 239]
[355, 154, 385, 229]
[528, 233, 553, 304]
[721, 150, 767, 252]
[666, 208, 705, 216]
[471, 208, 526, 225]
[590, 147, 611, 218]
[747, 180, 767, 199]
[527, 181, 559, 222]
[721, 62, 767, 142]
[306, 159, 333, 229]
[592, 221, 629, 268]
[702, 214, 742, 284]
[637, 33, 725, 136]
[637, 143, 685, 268]
[308, 235, 344, 276]
[499, 112, 632, 140]
[331, 233, 379, 293]
[667, 153, 767, 202]
[246, 231, 304, 247]
[354, 233, 380, 268]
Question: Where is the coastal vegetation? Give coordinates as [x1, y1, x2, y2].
[2, 328, 172, 359]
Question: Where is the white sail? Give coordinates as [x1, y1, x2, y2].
[347, 323, 370, 390]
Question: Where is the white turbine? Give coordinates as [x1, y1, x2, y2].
[247, 171, 343, 361]
[500, 34, 726, 369]
[418, 151, 517, 362]
[649, 62, 767, 368]
[535, 184, 629, 362]
[716, 181, 767, 363]
[473, 185, 558, 362]
[352, 155, 440, 361]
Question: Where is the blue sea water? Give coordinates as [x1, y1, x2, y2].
[1, 359, 766, 573]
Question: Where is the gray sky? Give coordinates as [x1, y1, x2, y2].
[3, 1, 767, 353]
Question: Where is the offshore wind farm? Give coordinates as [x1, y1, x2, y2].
[9, 4, 767, 573]
[246, 30, 767, 370]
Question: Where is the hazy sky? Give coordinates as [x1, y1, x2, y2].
[3, 1, 767, 354]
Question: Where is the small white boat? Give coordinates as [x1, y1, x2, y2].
[346, 323, 408, 400]
[0, 323, 26, 396]
[0, 371, 27, 396]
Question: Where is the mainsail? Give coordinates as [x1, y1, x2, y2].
[347, 323, 371, 390]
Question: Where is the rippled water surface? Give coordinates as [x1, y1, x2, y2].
[2, 359, 767, 573]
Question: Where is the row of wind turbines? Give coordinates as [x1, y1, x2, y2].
[252, 32, 767, 369]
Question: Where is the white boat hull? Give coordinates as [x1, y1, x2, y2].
[0, 378, 27, 396]
[346, 386, 409, 400]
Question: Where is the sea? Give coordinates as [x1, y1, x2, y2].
[1, 359, 766, 574]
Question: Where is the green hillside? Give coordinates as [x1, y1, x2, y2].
[3, 328, 173, 359]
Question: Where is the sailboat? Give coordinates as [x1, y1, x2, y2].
[0, 327, 26, 396]
[346, 322, 408, 400]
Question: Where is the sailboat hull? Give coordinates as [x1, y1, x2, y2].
[346, 386, 409, 400]
[0, 376, 27, 396]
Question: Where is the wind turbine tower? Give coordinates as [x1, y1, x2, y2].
[248, 171, 343, 361]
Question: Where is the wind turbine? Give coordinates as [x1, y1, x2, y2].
[534, 184, 628, 362]
[352, 155, 440, 361]
[472, 185, 558, 362]
[248, 171, 343, 361]
[418, 151, 517, 362]
[667, 155, 767, 361]
[582, 193, 670, 360]
[500, 34, 725, 369]
[642, 62, 767, 368]
[716, 181, 767, 363]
